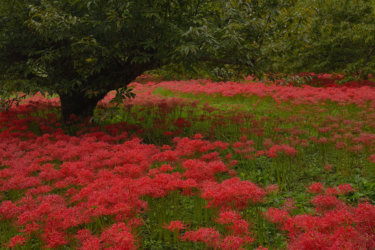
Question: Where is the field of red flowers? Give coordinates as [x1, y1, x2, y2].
[1, 74, 375, 249]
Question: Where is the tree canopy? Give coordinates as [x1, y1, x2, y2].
[1, 0, 211, 119]
[272, 0, 375, 79]
[1, 0, 288, 120]
[1, 0, 374, 121]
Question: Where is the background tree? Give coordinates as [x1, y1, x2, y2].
[155, 0, 294, 81]
[273, 0, 375, 79]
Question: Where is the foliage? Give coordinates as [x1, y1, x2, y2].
[150, 0, 295, 81]
[1, 0, 294, 119]
[0, 0, 204, 118]
[1, 0, 198, 92]
[275, 0, 375, 79]
[1, 0, 375, 118]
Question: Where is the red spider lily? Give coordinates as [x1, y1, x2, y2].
[370, 154, 375, 163]
[220, 235, 254, 249]
[337, 184, 354, 194]
[266, 203, 375, 249]
[1, 78, 374, 249]
[182, 159, 228, 182]
[164, 220, 185, 232]
[76, 229, 101, 250]
[266, 144, 297, 158]
[181, 227, 221, 248]
[307, 183, 325, 194]
[265, 184, 279, 194]
[201, 178, 265, 209]
[216, 210, 250, 235]
[100, 223, 136, 250]
[6, 235, 26, 248]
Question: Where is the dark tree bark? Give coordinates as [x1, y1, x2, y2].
[59, 91, 107, 122]
[57, 61, 156, 123]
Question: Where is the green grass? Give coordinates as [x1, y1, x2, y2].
[1, 86, 375, 249]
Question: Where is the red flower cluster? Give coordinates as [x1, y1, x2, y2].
[201, 178, 265, 209]
[265, 184, 375, 249]
[307, 182, 354, 196]
[1, 77, 374, 249]
[166, 210, 255, 249]
[370, 154, 375, 164]
[7, 235, 26, 248]
[153, 77, 375, 106]
[257, 144, 297, 158]
[0, 100, 261, 248]
[164, 220, 185, 232]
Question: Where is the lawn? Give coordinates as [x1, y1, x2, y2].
[1, 75, 375, 249]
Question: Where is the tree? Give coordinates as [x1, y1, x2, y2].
[1, 0, 199, 120]
[0, 0, 293, 121]
[274, 0, 375, 79]
[156, 0, 295, 81]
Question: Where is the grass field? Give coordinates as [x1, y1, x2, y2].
[1, 75, 375, 249]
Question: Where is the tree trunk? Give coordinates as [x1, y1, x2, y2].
[59, 91, 107, 122]
[57, 61, 156, 123]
